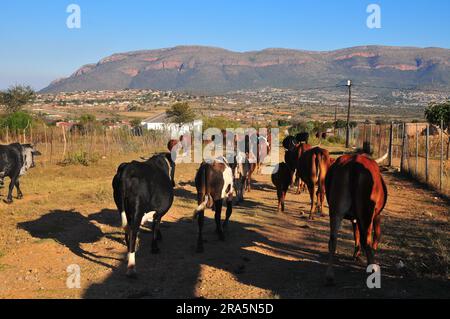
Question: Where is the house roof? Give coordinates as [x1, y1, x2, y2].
[142, 113, 202, 125]
[142, 113, 169, 124]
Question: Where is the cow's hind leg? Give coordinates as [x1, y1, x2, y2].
[325, 213, 343, 286]
[352, 220, 361, 259]
[373, 214, 382, 251]
[15, 179, 23, 199]
[276, 188, 282, 212]
[281, 191, 286, 212]
[223, 196, 233, 229]
[360, 219, 375, 266]
[151, 213, 162, 254]
[214, 199, 225, 241]
[307, 183, 316, 220]
[4, 177, 17, 204]
[126, 224, 139, 278]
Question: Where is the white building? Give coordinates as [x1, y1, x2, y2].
[141, 113, 203, 137]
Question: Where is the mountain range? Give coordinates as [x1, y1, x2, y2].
[41, 45, 450, 94]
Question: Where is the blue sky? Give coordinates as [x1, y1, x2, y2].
[0, 0, 449, 90]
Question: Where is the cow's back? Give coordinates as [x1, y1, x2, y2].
[118, 159, 174, 215]
[195, 160, 233, 202]
[271, 162, 291, 191]
[326, 154, 387, 218]
[298, 147, 330, 186]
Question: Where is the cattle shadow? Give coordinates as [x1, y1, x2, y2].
[81, 211, 445, 299]
[18, 209, 122, 269]
[174, 187, 197, 201]
[17, 208, 450, 298]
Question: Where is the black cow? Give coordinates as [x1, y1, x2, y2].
[282, 136, 299, 187]
[193, 157, 234, 253]
[0, 143, 41, 204]
[112, 153, 175, 277]
[295, 132, 309, 144]
[271, 162, 292, 213]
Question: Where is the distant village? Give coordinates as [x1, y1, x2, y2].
[26, 87, 449, 131]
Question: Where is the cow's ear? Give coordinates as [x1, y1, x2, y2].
[33, 151, 42, 156]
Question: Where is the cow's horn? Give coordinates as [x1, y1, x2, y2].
[375, 152, 388, 164]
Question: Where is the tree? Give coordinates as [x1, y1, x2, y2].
[0, 111, 33, 130]
[0, 85, 36, 113]
[130, 118, 142, 128]
[76, 113, 97, 133]
[425, 101, 450, 159]
[425, 101, 450, 131]
[166, 102, 195, 126]
[334, 119, 347, 129]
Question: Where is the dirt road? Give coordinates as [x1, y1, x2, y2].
[0, 158, 448, 299]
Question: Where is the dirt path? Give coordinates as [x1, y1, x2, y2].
[0, 160, 448, 299]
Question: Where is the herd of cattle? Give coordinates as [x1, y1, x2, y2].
[0, 134, 387, 285]
[112, 134, 388, 285]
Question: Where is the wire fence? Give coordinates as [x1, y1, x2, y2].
[342, 122, 449, 197]
[0, 126, 168, 165]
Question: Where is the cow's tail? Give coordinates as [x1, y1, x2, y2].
[315, 152, 323, 195]
[193, 164, 208, 220]
[193, 195, 209, 220]
[120, 177, 128, 229]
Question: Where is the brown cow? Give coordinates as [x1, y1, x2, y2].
[297, 147, 331, 219]
[295, 143, 312, 194]
[324, 154, 388, 285]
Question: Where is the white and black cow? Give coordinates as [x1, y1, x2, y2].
[0, 143, 41, 204]
[230, 152, 250, 204]
[193, 156, 234, 253]
[112, 152, 175, 277]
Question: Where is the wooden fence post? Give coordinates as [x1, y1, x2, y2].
[401, 123, 407, 173]
[425, 124, 429, 184]
[440, 119, 444, 191]
[415, 123, 419, 177]
[388, 122, 394, 167]
[62, 126, 67, 162]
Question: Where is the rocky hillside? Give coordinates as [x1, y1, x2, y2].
[42, 45, 450, 94]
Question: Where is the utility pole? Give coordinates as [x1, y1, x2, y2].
[345, 80, 352, 148]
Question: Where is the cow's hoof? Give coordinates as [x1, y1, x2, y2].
[17, 195, 23, 200]
[3, 199, 13, 204]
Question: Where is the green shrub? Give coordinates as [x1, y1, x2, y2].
[59, 151, 99, 167]
[0, 111, 33, 130]
[327, 135, 346, 145]
[203, 116, 240, 131]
